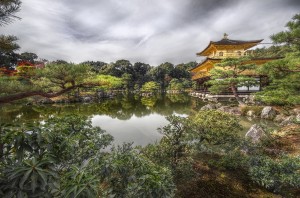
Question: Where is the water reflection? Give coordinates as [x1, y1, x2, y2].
[0, 93, 193, 146]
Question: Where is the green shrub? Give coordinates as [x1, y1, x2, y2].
[249, 155, 300, 192]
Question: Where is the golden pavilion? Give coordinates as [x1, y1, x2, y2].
[191, 34, 275, 92]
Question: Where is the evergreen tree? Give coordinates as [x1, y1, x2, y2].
[256, 13, 300, 105]
[207, 57, 257, 104]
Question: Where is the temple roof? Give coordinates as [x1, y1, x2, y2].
[211, 38, 263, 45]
[190, 58, 220, 72]
[197, 35, 263, 56]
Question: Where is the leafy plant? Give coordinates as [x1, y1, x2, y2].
[100, 143, 176, 197]
[249, 155, 300, 192]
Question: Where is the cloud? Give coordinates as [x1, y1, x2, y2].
[0, 0, 299, 65]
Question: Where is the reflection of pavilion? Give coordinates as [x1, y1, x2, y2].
[190, 34, 277, 93]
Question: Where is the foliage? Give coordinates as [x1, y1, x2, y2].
[250, 45, 290, 58]
[133, 62, 151, 89]
[94, 74, 123, 90]
[0, 35, 19, 53]
[0, 115, 179, 197]
[100, 143, 176, 197]
[0, 35, 20, 70]
[271, 14, 300, 51]
[249, 155, 300, 192]
[60, 161, 100, 198]
[168, 78, 183, 91]
[190, 110, 242, 147]
[19, 52, 38, 63]
[122, 73, 133, 90]
[142, 115, 195, 184]
[158, 115, 192, 168]
[0, 76, 36, 95]
[211, 151, 249, 170]
[81, 61, 107, 73]
[255, 14, 300, 105]
[0, 62, 105, 103]
[0, 0, 21, 26]
[207, 57, 257, 104]
[34, 63, 93, 89]
[141, 81, 160, 93]
[0, 115, 113, 197]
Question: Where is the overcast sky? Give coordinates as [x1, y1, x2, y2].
[1, 0, 299, 65]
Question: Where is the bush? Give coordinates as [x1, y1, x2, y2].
[190, 110, 242, 148]
[249, 155, 300, 192]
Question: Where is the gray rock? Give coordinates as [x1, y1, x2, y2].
[261, 106, 277, 120]
[200, 103, 217, 110]
[280, 115, 296, 126]
[83, 96, 92, 103]
[217, 106, 241, 116]
[274, 114, 286, 123]
[245, 124, 266, 143]
[217, 106, 231, 113]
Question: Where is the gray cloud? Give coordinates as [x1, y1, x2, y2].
[0, 0, 298, 65]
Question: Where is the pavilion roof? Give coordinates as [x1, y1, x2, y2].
[197, 37, 263, 56]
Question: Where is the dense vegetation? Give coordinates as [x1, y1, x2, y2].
[0, 1, 299, 197]
[1, 111, 299, 197]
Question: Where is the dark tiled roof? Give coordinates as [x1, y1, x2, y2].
[211, 39, 263, 45]
[196, 38, 264, 56]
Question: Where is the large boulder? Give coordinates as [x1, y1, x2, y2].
[245, 124, 266, 143]
[261, 106, 277, 120]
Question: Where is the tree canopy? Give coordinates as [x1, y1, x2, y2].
[256, 13, 300, 105]
[207, 57, 257, 104]
[0, 0, 21, 26]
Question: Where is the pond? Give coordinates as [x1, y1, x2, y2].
[0, 93, 274, 146]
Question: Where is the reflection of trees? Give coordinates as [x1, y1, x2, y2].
[166, 93, 190, 103]
[0, 94, 193, 124]
[141, 96, 157, 107]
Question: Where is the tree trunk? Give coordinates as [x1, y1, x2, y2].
[230, 85, 244, 105]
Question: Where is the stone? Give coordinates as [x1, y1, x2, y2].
[217, 106, 241, 116]
[274, 114, 286, 123]
[245, 124, 266, 143]
[280, 115, 296, 126]
[261, 106, 277, 120]
[217, 106, 231, 113]
[200, 103, 217, 110]
[83, 96, 92, 103]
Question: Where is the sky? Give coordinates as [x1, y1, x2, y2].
[1, 0, 299, 65]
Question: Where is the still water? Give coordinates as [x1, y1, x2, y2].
[0, 93, 273, 146]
